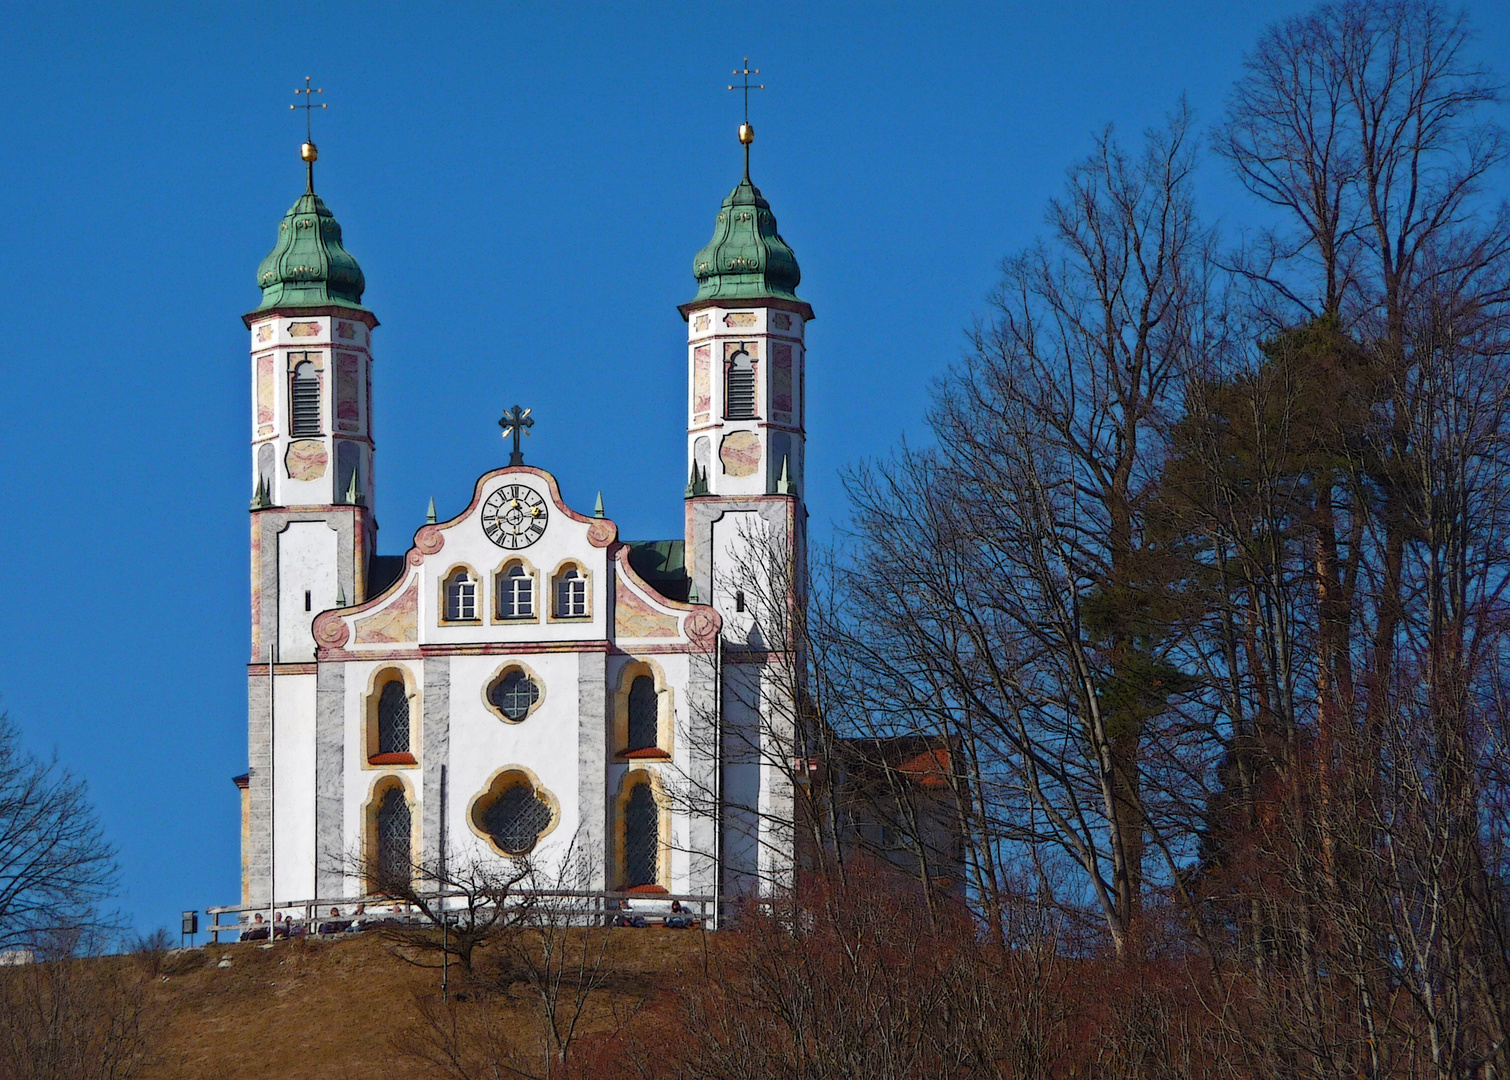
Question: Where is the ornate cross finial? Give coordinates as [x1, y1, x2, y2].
[499, 405, 534, 466]
[291, 77, 326, 192]
[728, 58, 764, 179]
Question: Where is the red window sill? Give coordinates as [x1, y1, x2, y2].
[621, 748, 671, 760]
[368, 753, 417, 766]
[624, 884, 668, 895]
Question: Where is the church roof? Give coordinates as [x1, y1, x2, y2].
[252, 176, 368, 314]
[689, 173, 803, 307]
[626, 539, 690, 603]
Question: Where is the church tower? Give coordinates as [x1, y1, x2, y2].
[682, 113, 811, 895]
[246, 139, 378, 665]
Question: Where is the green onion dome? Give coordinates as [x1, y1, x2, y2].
[253, 187, 367, 312]
[690, 176, 802, 305]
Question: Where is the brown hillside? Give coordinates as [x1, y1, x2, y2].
[139, 928, 699, 1080]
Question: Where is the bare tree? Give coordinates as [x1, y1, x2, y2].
[0, 955, 158, 1080]
[0, 714, 117, 954]
[824, 106, 1220, 958]
[365, 837, 641, 1080]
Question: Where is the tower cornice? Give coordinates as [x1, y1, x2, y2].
[244, 305, 381, 330]
[678, 295, 814, 322]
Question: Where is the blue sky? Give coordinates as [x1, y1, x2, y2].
[1, 1, 1507, 936]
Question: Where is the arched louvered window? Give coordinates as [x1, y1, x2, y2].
[628, 676, 657, 752]
[291, 360, 322, 436]
[624, 783, 659, 888]
[375, 787, 411, 890]
[725, 349, 756, 419]
[483, 782, 553, 855]
[377, 681, 410, 755]
[553, 567, 587, 618]
[497, 564, 534, 619]
[444, 569, 477, 621]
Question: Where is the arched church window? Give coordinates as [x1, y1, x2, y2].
[624, 782, 660, 889]
[291, 360, 322, 436]
[627, 676, 657, 752]
[336, 442, 359, 503]
[553, 567, 587, 618]
[497, 563, 534, 619]
[257, 443, 275, 496]
[377, 680, 410, 755]
[482, 782, 553, 855]
[444, 569, 477, 621]
[375, 786, 411, 890]
[725, 349, 756, 420]
[487, 668, 541, 722]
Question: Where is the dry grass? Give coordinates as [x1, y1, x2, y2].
[135, 927, 703, 1080]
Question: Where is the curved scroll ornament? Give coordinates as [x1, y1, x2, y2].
[587, 519, 618, 548]
[415, 525, 445, 555]
[313, 611, 350, 649]
[684, 608, 721, 651]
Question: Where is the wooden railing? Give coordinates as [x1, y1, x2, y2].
[202, 889, 718, 945]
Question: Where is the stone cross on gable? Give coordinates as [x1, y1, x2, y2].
[499, 405, 534, 466]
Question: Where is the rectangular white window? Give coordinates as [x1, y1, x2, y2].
[445, 574, 476, 621]
[554, 569, 587, 618]
[499, 567, 533, 619]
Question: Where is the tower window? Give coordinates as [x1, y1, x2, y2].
[627, 676, 657, 752]
[304, 590, 311, 612]
[735, 590, 746, 613]
[497, 563, 534, 619]
[553, 567, 588, 618]
[291, 359, 322, 436]
[488, 668, 541, 722]
[725, 349, 756, 419]
[374, 786, 411, 891]
[624, 782, 660, 889]
[444, 569, 478, 621]
[377, 680, 410, 755]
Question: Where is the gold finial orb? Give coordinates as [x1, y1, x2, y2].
[739, 122, 755, 145]
[301, 141, 319, 163]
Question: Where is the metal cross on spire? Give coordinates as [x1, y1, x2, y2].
[499, 405, 534, 466]
[291, 77, 326, 192]
[728, 58, 764, 179]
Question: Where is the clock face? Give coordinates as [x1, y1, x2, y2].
[480, 484, 548, 549]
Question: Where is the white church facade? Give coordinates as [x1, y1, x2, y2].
[236, 125, 810, 917]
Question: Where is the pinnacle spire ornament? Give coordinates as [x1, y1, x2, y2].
[292, 76, 327, 193]
[727, 58, 764, 180]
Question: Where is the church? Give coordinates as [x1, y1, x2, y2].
[236, 116, 809, 919]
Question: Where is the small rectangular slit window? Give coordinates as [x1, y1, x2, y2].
[304, 590, 311, 612]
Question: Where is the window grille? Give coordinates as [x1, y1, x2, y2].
[445, 571, 477, 620]
[375, 787, 411, 890]
[554, 568, 587, 618]
[291, 360, 322, 436]
[488, 669, 540, 721]
[498, 565, 533, 619]
[483, 783, 552, 855]
[624, 783, 659, 888]
[377, 681, 410, 754]
[628, 676, 657, 752]
[725, 350, 756, 419]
